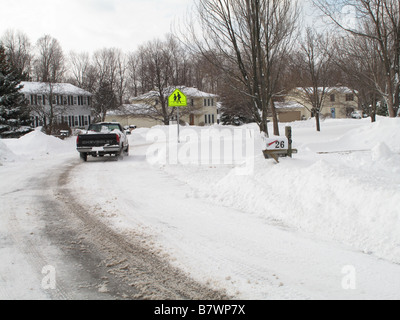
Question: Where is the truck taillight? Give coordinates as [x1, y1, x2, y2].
[76, 136, 80, 145]
[116, 134, 120, 143]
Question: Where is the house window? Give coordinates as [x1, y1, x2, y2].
[330, 94, 335, 102]
[73, 96, 77, 105]
[346, 94, 354, 101]
[204, 114, 215, 124]
[30, 95, 38, 105]
[78, 96, 85, 106]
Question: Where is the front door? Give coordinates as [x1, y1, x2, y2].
[190, 114, 195, 125]
[331, 108, 336, 119]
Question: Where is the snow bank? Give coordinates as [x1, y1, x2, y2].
[301, 117, 400, 153]
[372, 142, 394, 161]
[2, 128, 75, 160]
[0, 139, 17, 164]
[159, 118, 400, 264]
[347, 117, 400, 152]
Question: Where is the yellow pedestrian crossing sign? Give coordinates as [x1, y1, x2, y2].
[168, 89, 187, 107]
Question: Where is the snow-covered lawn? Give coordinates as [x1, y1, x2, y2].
[1, 117, 400, 299]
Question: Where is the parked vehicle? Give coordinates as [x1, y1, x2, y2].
[123, 125, 137, 134]
[351, 111, 362, 119]
[76, 122, 129, 162]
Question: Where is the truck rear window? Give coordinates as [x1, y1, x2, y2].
[88, 124, 121, 133]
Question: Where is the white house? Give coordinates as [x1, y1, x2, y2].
[21, 82, 93, 129]
[106, 87, 219, 128]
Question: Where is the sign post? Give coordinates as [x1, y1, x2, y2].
[168, 89, 187, 143]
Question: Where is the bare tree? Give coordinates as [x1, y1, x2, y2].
[126, 51, 141, 98]
[91, 48, 125, 119]
[191, 52, 221, 92]
[291, 28, 334, 131]
[68, 51, 90, 87]
[32, 35, 66, 133]
[1, 29, 32, 79]
[137, 38, 175, 125]
[314, 0, 400, 117]
[131, 36, 201, 125]
[333, 33, 385, 121]
[180, 0, 299, 136]
[115, 50, 127, 106]
[33, 35, 65, 83]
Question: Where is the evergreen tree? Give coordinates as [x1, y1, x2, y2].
[0, 45, 31, 137]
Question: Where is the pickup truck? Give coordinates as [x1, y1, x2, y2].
[76, 122, 129, 162]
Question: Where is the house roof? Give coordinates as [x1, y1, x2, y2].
[275, 101, 306, 110]
[20, 82, 92, 96]
[132, 86, 218, 101]
[293, 86, 356, 94]
[108, 104, 156, 116]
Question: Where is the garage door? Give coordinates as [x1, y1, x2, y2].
[279, 111, 301, 123]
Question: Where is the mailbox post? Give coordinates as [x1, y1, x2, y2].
[263, 126, 296, 162]
[286, 126, 293, 158]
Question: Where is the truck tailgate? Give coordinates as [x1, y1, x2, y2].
[77, 134, 119, 147]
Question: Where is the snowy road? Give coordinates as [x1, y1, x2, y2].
[1, 118, 400, 300]
[68, 139, 400, 300]
[0, 155, 227, 300]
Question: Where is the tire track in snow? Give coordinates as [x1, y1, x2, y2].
[51, 161, 229, 300]
[0, 175, 72, 300]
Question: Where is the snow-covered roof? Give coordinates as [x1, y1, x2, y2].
[132, 86, 218, 101]
[294, 86, 356, 94]
[20, 82, 92, 96]
[108, 104, 155, 116]
[275, 101, 306, 110]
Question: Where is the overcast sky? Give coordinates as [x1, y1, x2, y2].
[1, 0, 318, 54]
[0, 0, 192, 53]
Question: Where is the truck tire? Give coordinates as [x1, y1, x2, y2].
[80, 153, 88, 162]
[124, 145, 129, 156]
[114, 149, 123, 161]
